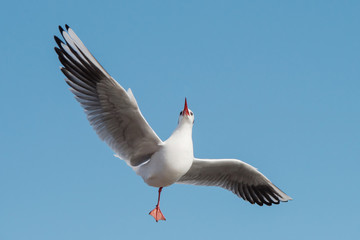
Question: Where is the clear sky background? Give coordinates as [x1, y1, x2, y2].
[1, 1, 359, 239]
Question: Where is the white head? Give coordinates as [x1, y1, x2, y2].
[178, 98, 195, 125]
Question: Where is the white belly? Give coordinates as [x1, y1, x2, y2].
[135, 142, 193, 187]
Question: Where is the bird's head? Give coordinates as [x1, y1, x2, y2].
[178, 98, 195, 125]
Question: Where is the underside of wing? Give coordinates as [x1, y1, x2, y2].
[177, 158, 292, 206]
[54, 25, 163, 166]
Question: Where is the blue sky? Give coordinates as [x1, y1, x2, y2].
[1, 1, 359, 239]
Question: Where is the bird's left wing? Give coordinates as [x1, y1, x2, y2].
[54, 25, 162, 166]
[177, 158, 292, 206]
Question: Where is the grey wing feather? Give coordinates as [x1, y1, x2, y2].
[54, 25, 162, 166]
[177, 158, 292, 206]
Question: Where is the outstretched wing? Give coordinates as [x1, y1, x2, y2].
[177, 158, 292, 206]
[54, 25, 162, 166]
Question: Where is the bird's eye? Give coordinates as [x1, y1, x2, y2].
[190, 112, 193, 116]
[180, 111, 183, 116]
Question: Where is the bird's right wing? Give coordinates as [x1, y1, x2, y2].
[54, 25, 163, 166]
[177, 158, 292, 206]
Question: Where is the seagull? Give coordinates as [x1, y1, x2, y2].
[54, 25, 292, 222]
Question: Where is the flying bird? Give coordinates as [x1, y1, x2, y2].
[54, 25, 292, 222]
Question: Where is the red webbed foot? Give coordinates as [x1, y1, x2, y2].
[149, 205, 166, 222]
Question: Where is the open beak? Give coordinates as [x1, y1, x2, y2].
[183, 98, 190, 116]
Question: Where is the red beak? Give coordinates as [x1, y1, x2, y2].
[183, 98, 190, 116]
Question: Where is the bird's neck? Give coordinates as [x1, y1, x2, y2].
[169, 122, 193, 141]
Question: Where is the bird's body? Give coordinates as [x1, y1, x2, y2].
[135, 120, 194, 187]
[54, 25, 292, 222]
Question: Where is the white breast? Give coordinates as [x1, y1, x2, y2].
[135, 124, 194, 187]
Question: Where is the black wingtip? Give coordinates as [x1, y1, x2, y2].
[54, 47, 63, 56]
[59, 25, 65, 34]
[65, 24, 70, 30]
[54, 35, 64, 46]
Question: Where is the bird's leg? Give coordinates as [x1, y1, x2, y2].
[149, 187, 166, 222]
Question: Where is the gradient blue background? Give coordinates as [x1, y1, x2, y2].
[1, 1, 359, 239]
